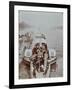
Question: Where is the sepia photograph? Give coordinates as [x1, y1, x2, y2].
[19, 10, 63, 79]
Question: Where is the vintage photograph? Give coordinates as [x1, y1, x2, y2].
[18, 10, 63, 79]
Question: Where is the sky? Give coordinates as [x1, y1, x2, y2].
[19, 10, 63, 56]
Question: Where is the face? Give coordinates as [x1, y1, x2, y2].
[35, 43, 40, 49]
[42, 43, 47, 50]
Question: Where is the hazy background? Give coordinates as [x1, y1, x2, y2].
[19, 10, 63, 57]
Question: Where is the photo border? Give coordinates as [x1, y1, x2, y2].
[9, 1, 70, 89]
